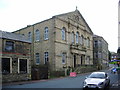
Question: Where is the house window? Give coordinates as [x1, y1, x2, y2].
[76, 32, 79, 44]
[62, 53, 66, 64]
[35, 29, 40, 41]
[61, 27, 66, 40]
[2, 58, 10, 74]
[28, 32, 32, 42]
[19, 59, 27, 73]
[5, 41, 14, 52]
[44, 52, 49, 64]
[36, 53, 40, 64]
[72, 32, 74, 43]
[44, 27, 49, 40]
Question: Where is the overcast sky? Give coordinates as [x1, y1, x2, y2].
[0, 0, 119, 52]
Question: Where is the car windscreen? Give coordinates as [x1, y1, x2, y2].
[88, 73, 105, 79]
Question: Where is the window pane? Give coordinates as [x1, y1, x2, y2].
[72, 32, 74, 43]
[28, 32, 32, 42]
[87, 38, 90, 48]
[2, 58, 10, 74]
[19, 59, 27, 73]
[35, 29, 40, 41]
[76, 32, 79, 44]
[62, 53, 66, 64]
[62, 27, 66, 40]
[81, 35, 84, 45]
[94, 41, 98, 47]
[44, 52, 49, 64]
[5, 41, 14, 52]
[36, 53, 40, 64]
[44, 27, 49, 40]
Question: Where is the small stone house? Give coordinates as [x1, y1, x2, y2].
[0, 30, 31, 83]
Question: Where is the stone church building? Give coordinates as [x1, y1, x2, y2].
[14, 9, 94, 75]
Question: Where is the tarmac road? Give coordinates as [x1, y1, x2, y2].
[2, 65, 120, 89]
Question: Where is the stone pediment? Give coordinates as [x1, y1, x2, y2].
[53, 10, 93, 34]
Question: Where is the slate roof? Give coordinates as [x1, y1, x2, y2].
[0, 30, 31, 43]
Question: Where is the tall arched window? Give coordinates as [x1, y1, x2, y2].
[35, 29, 40, 41]
[76, 32, 79, 44]
[62, 52, 66, 64]
[44, 27, 49, 40]
[44, 52, 49, 64]
[28, 32, 32, 42]
[35, 53, 40, 64]
[61, 27, 66, 40]
[87, 37, 90, 48]
[84, 38, 87, 47]
[81, 35, 84, 45]
[72, 32, 74, 43]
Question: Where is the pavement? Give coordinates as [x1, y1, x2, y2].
[2, 77, 65, 87]
[2, 70, 91, 87]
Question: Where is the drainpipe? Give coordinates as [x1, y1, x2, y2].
[32, 25, 35, 66]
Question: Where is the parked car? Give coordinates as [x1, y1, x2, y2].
[83, 72, 110, 89]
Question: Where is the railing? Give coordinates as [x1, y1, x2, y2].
[73, 64, 97, 74]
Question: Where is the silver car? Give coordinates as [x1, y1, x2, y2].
[83, 72, 110, 89]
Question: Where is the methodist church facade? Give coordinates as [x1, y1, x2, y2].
[14, 9, 94, 72]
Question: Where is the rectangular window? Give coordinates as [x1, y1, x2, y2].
[94, 41, 98, 47]
[94, 52, 98, 58]
[19, 59, 27, 73]
[2, 58, 10, 74]
[44, 52, 49, 64]
[62, 53, 66, 64]
[36, 53, 40, 64]
[98, 52, 102, 59]
[98, 40, 102, 48]
[5, 41, 14, 52]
